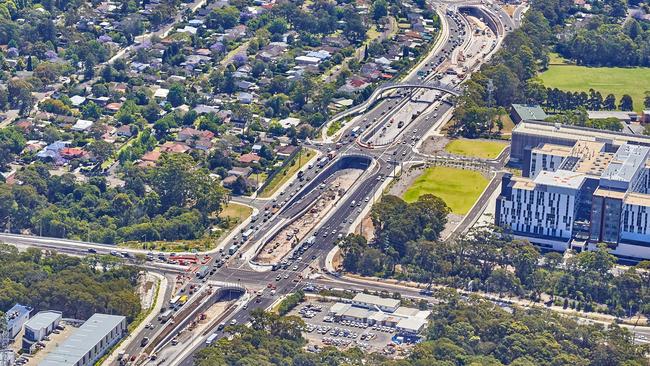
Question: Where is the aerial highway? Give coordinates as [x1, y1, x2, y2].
[0, 1, 526, 364]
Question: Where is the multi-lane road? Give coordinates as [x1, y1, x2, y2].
[0, 1, 536, 364]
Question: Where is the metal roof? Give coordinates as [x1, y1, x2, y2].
[601, 144, 649, 185]
[6, 304, 31, 329]
[352, 293, 400, 309]
[511, 104, 547, 121]
[25, 311, 61, 331]
[38, 314, 125, 366]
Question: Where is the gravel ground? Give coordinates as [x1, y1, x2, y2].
[418, 135, 450, 156]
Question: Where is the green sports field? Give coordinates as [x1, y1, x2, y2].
[444, 139, 507, 159]
[540, 64, 650, 113]
[403, 167, 488, 215]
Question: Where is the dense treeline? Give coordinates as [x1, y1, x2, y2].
[418, 296, 648, 365]
[277, 290, 305, 316]
[0, 244, 141, 321]
[339, 195, 650, 317]
[0, 154, 226, 244]
[451, 7, 559, 137]
[450, 0, 649, 138]
[195, 303, 648, 366]
[557, 18, 650, 67]
[340, 194, 449, 276]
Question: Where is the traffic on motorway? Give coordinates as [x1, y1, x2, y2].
[0, 3, 519, 365]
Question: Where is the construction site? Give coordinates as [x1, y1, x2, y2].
[254, 169, 363, 265]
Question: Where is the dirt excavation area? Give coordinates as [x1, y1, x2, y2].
[255, 169, 363, 265]
[137, 272, 159, 310]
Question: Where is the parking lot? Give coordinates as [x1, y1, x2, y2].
[10, 321, 75, 366]
[289, 300, 410, 355]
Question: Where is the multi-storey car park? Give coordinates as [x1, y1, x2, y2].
[496, 120, 650, 261]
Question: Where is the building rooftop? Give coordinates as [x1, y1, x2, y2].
[25, 311, 61, 331]
[330, 303, 350, 315]
[6, 304, 31, 329]
[532, 143, 572, 157]
[513, 120, 650, 147]
[341, 307, 372, 319]
[511, 176, 536, 191]
[569, 141, 611, 176]
[601, 144, 650, 185]
[39, 314, 126, 366]
[533, 169, 586, 190]
[587, 110, 637, 121]
[593, 187, 626, 200]
[511, 104, 548, 121]
[396, 317, 428, 332]
[352, 293, 400, 309]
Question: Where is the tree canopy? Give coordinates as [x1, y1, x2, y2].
[0, 244, 141, 321]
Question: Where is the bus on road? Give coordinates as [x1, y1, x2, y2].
[169, 295, 181, 308]
[205, 333, 219, 345]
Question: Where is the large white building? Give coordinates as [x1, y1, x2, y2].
[497, 133, 650, 261]
[329, 294, 430, 336]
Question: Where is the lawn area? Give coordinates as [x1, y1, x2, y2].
[258, 148, 317, 198]
[540, 64, 650, 113]
[444, 139, 507, 159]
[219, 202, 253, 221]
[403, 167, 489, 215]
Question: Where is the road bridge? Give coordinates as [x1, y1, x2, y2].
[327, 81, 460, 127]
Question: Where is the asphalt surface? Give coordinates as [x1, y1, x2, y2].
[0, 2, 529, 365]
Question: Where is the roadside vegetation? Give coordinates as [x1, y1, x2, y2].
[257, 148, 316, 198]
[339, 207, 650, 318]
[276, 291, 305, 316]
[326, 120, 344, 137]
[403, 167, 488, 215]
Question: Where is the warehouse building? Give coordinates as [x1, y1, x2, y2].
[23, 311, 62, 352]
[39, 313, 127, 366]
[351, 293, 400, 312]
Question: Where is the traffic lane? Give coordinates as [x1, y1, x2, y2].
[123, 274, 181, 360]
[175, 171, 388, 364]
[342, 12, 463, 138]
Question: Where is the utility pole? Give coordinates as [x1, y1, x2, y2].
[486, 78, 494, 108]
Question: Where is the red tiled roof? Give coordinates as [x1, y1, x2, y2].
[60, 147, 84, 158]
[238, 153, 261, 164]
[161, 142, 190, 153]
[142, 150, 161, 162]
